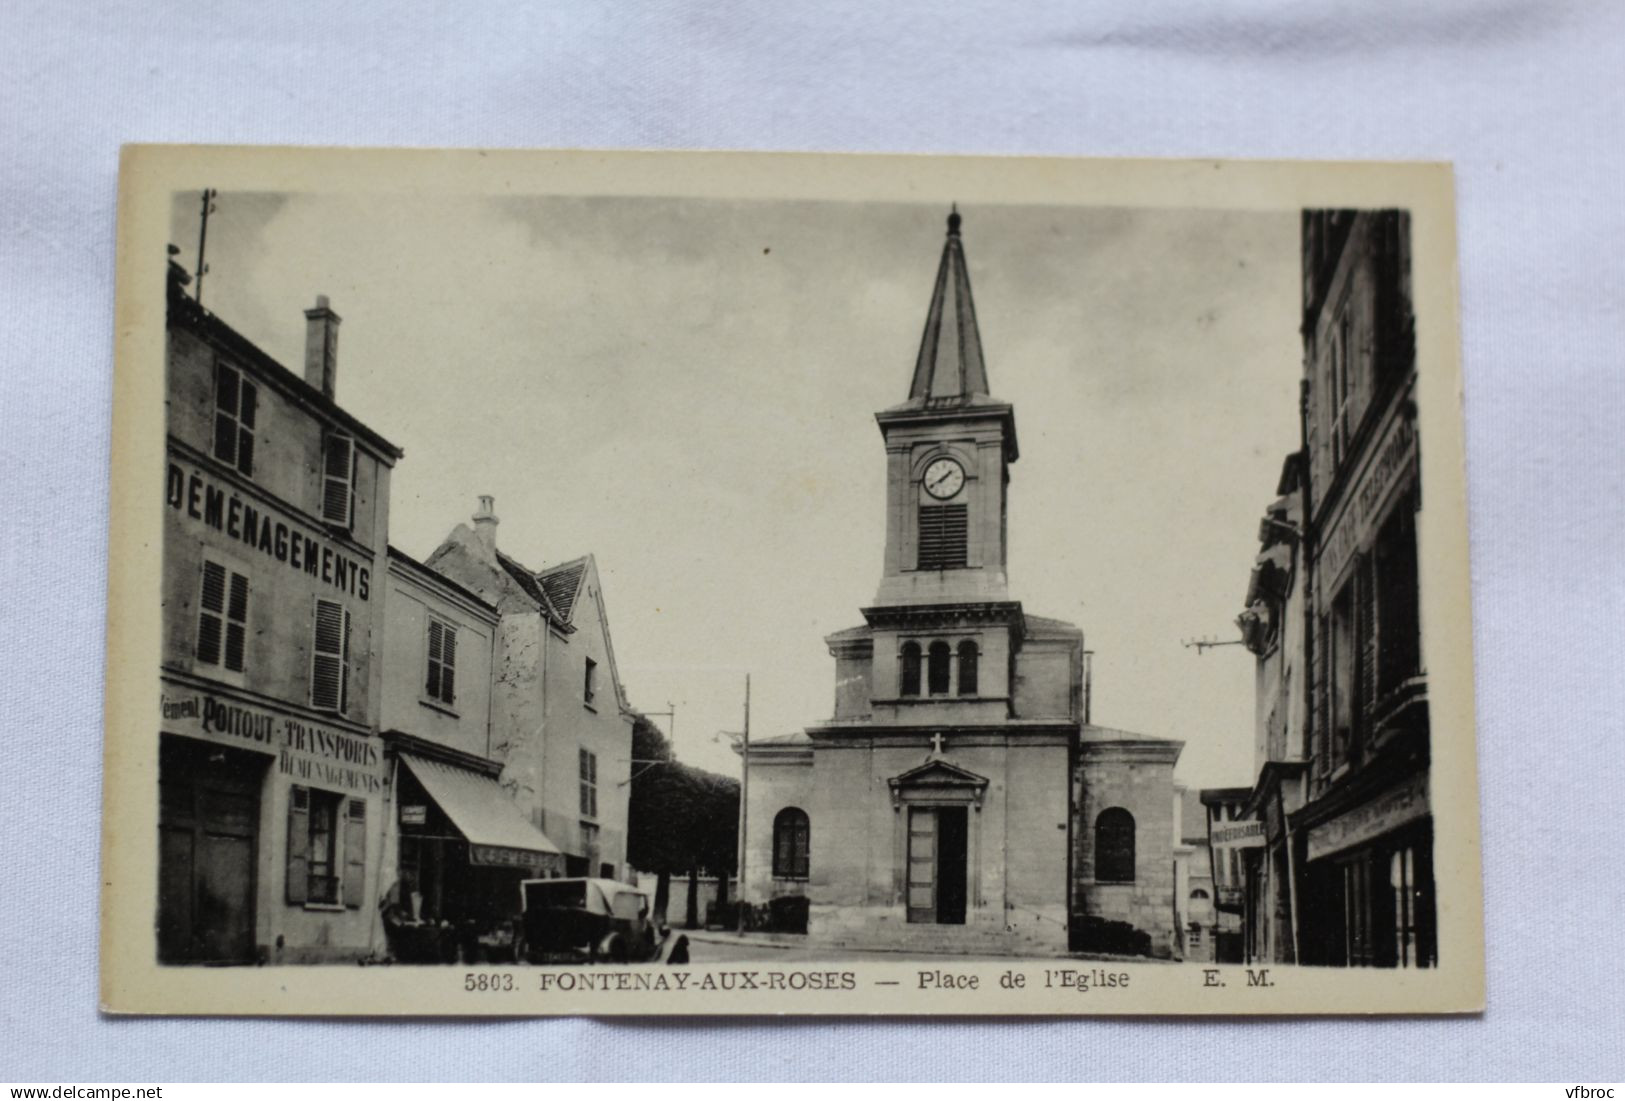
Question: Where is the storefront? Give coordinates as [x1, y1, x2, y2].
[1298, 768, 1436, 968]
[157, 679, 392, 964]
[384, 746, 563, 962]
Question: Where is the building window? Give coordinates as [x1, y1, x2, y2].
[579, 821, 601, 875]
[321, 433, 356, 529]
[917, 504, 968, 570]
[212, 360, 257, 477]
[900, 642, 922, 697]
[286, 786, 365, 908]
[1094, 807, 1135, 883]
[1190, 888, 1210, 901]
[1328, 579, 1357, 768]
[196, 555, 249, 674]
[773, 807, 810, 879]
[956, 640, 979, 695]
[310, 598, 351, 714]
[583, 657, 598, 706]
[1331, 311, 1353, 466]
[579, 747, 598, 818]
[927, 640, 951, 695]
[425, 617, 457, 706]
[1375, 495, 1421, 698]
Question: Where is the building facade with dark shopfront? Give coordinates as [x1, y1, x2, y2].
[158, 264, 402, 964]
[1291, 209, 1435, 969]
[378, 548, 564, 962]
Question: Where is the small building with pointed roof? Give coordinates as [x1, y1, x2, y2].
[738, 210, 1184, 956]
[419, 496, 636, 882]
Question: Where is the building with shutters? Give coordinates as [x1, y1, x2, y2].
[737, 210, 1183, 957]
[158, 261, 402, 964]
[416, 498, 636, 884]
[1213, 210, 1434, 970]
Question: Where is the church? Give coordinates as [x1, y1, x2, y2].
[739, 209, 1186, 957]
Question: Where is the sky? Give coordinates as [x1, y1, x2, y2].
[170, 190, 1301, 788]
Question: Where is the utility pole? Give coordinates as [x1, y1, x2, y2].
[735, 673, 750, 935]
[194, 189, 217, 306]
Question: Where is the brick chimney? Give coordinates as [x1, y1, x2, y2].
[303, 295, 341, 398]
[473, 495, 500, 558]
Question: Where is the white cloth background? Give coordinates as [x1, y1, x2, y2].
[2, 0, 1621, 1082]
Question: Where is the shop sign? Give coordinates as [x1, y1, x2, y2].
[1318, 410, 1417, 585]
[1307, 771, 1429, 862]
[1210, 819, 1265, 849]
[470, 844, 545, 871]
[400, 804, 427, 826]
[166, 460, 371, 601]
[160, 688, 385, 794]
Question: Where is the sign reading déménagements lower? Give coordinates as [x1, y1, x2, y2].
[160, 687, 385, 794]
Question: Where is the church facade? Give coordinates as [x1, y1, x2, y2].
[741, 211, 1184, 957]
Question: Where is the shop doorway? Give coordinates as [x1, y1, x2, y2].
[157, 735, 266, 964]
[906, 805, 968, 924]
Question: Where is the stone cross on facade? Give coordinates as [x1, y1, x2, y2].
[929, 732, 947, 758]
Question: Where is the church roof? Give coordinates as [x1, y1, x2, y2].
[907, 207, 990, 405]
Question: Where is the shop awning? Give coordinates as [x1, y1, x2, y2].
[398, 754, 562, 870]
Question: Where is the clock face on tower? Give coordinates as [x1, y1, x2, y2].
[922, 457, 966, 500]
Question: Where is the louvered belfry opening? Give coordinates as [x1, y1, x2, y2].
[917, 503, 968, 570]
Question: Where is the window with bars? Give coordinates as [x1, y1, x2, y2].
[425, 617, 457, 706]
[321, 433, 357, 529]
[916, 504, 968, 570]
[213, 361, 257, 477]
[773, 807, 810, 879]
[310, 598, 351, 714]
[196, 555, 249, 674]
[579, 747, 598, 818]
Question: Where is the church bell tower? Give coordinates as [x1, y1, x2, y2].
[873, 207, 1019, 609]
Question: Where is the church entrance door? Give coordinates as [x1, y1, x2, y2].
[906, 805, 968, 925]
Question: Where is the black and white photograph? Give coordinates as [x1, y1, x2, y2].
[100, 147, 1481, 1015]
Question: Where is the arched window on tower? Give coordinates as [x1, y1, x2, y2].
[927, 641, 952, 695]
[956, 640, 979, 696]
[772, 807, 810, 880]
[900, 642, 922, 697]
[1095, 807, 1136, 883]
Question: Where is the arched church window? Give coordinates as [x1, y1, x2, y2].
[772, 807, 810, 879]
[1095, 807, 1136, 883]
[927, 641, 952, 695]
[900, 642, 922, 697]
[956, 640, 979, 695]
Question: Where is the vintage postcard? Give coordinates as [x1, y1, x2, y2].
[102, 146, 1483, 1015]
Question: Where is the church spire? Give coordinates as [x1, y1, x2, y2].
[908, 205, 990, 403]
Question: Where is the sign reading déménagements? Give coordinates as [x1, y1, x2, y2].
[160, 689, 385, 794]
[166, 460, 372, 601]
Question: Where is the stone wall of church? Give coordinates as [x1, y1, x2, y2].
[1074, 747, 1180, 957]
[742, 754, 815, 902]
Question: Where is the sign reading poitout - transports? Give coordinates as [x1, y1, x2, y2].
[160, 689, 385, 794]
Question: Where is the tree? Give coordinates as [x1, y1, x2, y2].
[625, 711, 739, 927]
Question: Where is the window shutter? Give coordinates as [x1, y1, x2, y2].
[425, 619, 442, 699]
[196, 560, 226, 665]
[237, 380, 256, 475]
[340, 607, 352, 713]
[224, 570, 249, 672]
[311, 599, 346, 712]
[342, 798, 366, 908]
[1357, 555, 1377, 747]
[322, 434, 354, 527]
[440, 624, 456, 703]
[917, 504, 968, 570]
[286, 785, 310, 905]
